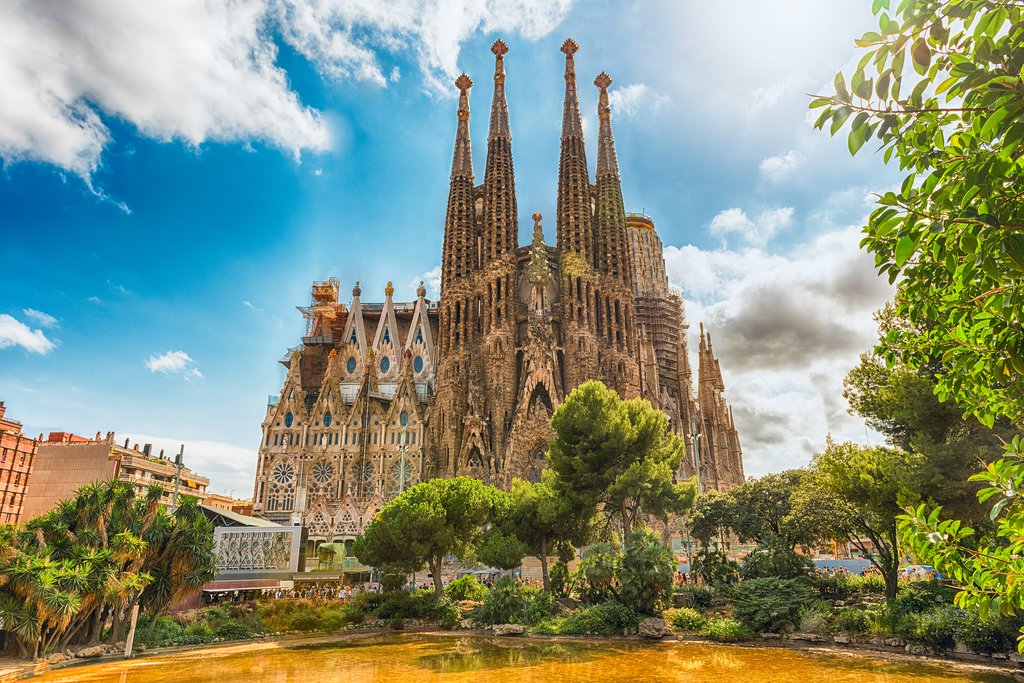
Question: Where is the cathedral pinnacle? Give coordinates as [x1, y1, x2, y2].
[595, 72, 619, 177]
[556, 38, 591, 262]
[481, 37, 517, 262]
[416, 280, 426, 298]
[385, 281, 394, 298]
[450, 73, 474, 180]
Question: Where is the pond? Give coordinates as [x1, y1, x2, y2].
[28, 633, 1013, 682]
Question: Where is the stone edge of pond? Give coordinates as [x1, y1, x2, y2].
[17, 628, 1024, 682]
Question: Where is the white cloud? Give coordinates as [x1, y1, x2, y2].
[0, 0, 574, 179]
[608, 83, 671, 118]
[145, 350, 203, 379]
[21, 308, 58, 328]
[87, 296, 102, 305]
[759, 150, 802, 182]
[664, 225, 894, 475]
[410, 265, 442, 299]
[709, 207, 794, 245]
[242, 300, 264, 313]
[121, 433, 257, 496]
[0, 314, 56, 354]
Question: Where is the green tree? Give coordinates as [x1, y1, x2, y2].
[687, 489, 734, 547]
[479, 473, 588, 592]
[619, 529, 676, 615]
[352, 476, 498, 597]
[813, 0, 1024, 427]
[547, 381, 696, 542]
[796, 440, 917, 602]
[0, 480, 215, 658]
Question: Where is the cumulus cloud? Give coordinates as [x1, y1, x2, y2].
[608, 83, 672, 118]
[121, 433, 256, 494]
[22, 308, 58, 328]
[664, 225, 893, 474]
[0, 0, 573, 179]
[410, 265, 442, 299]
[145, 350, 203, 379]
[708, 206, 794, 245]
[0, 314, 57, 354]
[759, 150, 802, 182]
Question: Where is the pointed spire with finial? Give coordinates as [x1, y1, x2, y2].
[592, 70, 631, 284]
[441, 73, 478, 293]
[556, 38, 593, 266]
[482, 39, 518, 265]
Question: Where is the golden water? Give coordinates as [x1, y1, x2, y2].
[28, 633, 1012, 683]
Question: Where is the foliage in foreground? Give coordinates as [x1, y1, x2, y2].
[0, 481, 215, 658]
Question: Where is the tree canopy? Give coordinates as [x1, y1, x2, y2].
[814, 0, 1024, 427]
[0, 480, 215, 658]
[547, 380, 696, 541]
[352, 476, 498, 596]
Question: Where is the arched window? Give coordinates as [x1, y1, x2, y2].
[380, 356, 390, 373]
[323, 411, 332, 427]
[285, 412, 294, 428]
[414, 355, 424, 373]
[346, 356, 357, 373]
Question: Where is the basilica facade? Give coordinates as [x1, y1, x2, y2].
[251, 39, 745, 541]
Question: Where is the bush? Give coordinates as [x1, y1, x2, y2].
[677, 586, 714, 610]
[702, 617, 754, 643]
[559, 601, 640, 636]
[741, 536, 814, 581]
[434, 597, 461, 630]
[833, 608, 873, 634]
[136, 616, 183, 648]
[814, 572, 887, 600]
[181, 620, 214, 642]
[955, 612, 1019, 654]
[666, 607, 707, 632]
[732, 577, 813, 633]
[906, 607, 958, 650]
[477, 577, 550, 626]
[620, 530, 675, 615]
[446, 575, 489, 602]
[798, 602, 833, 636]
[214, 622, 254, 641]
[690, 547, 739, 587]
[530, 617, 563, 635]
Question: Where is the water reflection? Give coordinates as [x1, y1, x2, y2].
[27, 633, 1015, 683]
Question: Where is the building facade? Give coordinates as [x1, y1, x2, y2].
[0, 402, 38, 524]
[21, 433, 210, 519]
[252, 39, 744, 541]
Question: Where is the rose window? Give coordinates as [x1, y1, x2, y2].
[272, 462, 295, 485]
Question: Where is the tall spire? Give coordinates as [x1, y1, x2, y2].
[441, 74, 477, 293]
[593, 71, 630, 284]
[482, 39, 518, 263]
[556, 38, 593, 264]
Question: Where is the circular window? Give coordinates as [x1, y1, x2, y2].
[380, 356, 390, 373]
[272, 462, 295, 485]
[400, 411, 409, 427]
[346, 356, 357, 373]
[354, 462, 374, 482]
[413, 355, 424, 373]
[312, 461, 335, 483]
[284, 412, 294, 428]
[323, 411, 332, 427]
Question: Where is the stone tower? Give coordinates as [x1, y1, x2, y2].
[251, 38, 747, 544]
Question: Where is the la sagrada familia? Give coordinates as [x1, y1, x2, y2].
[252, 39, 744, 542]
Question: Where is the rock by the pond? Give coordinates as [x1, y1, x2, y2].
[46, 652, 66, 664]
[833, 634, 850, 644]
[76, 645, 106, 658]
[493, 624, 526, 636]
[638, 618, 671, 639]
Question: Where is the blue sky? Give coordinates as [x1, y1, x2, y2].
[0, 0, 901, 494]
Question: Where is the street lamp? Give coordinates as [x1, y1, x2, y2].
[171, 444, 185, 511]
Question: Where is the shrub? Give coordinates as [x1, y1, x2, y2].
[907, 607, 959, 650]
[702, 617, 754, 643]
[741, 536, 814, 581]
[798, 602, 833, 636]
[476, 577, 550, 625]
[666, 607, 707, 632]
[690, 547, 739, 587]
[580, 543, 621, 601]
[214, 622, 254, 641]
[434, 597, 461, 630]
[677, 586, 714, 610]
[530, 617, 563, 635]
[559, 601, 640, 636]
[136, 616, 183, 648]
[446, 575, 489, 602]
[833, 608, 872, 634]
[182, 620, 214, 642]
[955, 612, 1019, 654]
[620, 530, 675, 615]
[732, 577, 813, 633]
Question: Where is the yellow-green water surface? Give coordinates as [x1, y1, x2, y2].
[29, 633, 1013, 683]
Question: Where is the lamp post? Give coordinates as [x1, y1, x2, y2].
[172, 444, 185, 511]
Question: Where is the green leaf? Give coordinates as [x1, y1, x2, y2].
[894, 235, 915, 267]
[831, 106, 853, 135]
[911, 39, 931, 75]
